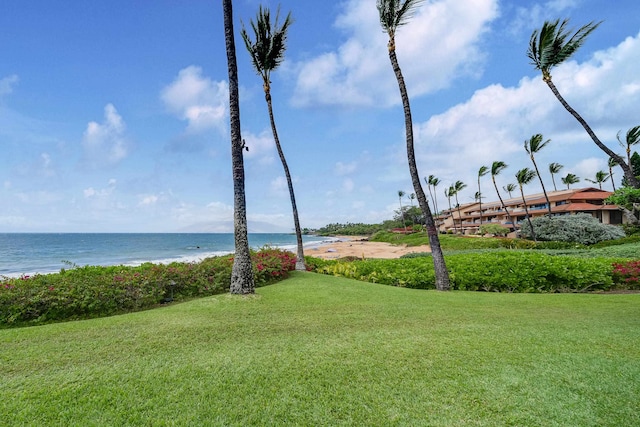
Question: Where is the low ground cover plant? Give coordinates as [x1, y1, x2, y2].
[312, 252, 633, 292]
[0, 248, 296, 327]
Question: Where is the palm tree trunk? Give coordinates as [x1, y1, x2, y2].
[545, 78, 639, 188]
[609, 167, 616, 191]
[531, 156, 552, 216]
[454, 193, 464, 235]
[492, 177, 515, 230]
[519, 185, 536, 241]
[265, 91, 306, 270]
[551, 173, 558, 192]
[477, 177, 483, 228]
[388, 42, 450, 291]
[223, 0, 255, 294]
[446, 194, 456, 234]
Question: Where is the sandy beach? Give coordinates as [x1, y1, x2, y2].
[307, 236, 431, 260]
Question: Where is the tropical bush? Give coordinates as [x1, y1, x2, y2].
[0, 248, 296, 327]
[313, 252, 626, 293]
[612, 260, 640, 288]
[478, 223, 509, 236]
[520, 213, 626, 244]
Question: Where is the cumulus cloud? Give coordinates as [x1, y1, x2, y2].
[290, 0, 498, 108]
[412, 31, 640, 200]
[161, 66, 228, 133]
[0, 74, 19, 97]
[81, 104, 128, 169]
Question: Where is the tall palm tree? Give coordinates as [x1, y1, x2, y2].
[491, 161, 515, 230]
[477, 165, 489, 227]
[409, 192, 416, 206]
[524, 134, 552, 215]
[398, 190, 407, 231]
[378, 0, 449, 290]
[528, 19, 638, 188]
[444, 186, 457, 234]
[617, 125, 640, 167]
[608, 157, 617, 191]
[241, 6, 306, 271]
[453, 180, 467, 234]
[516, 168, 538, 241]
[586, 170, 609, 190]
[223, 0, 254, 294]
[425, 175, 441, 215]
[549, 162, 564, 191]
[503, 183, 517, 198]
[561, 173, 580, 189]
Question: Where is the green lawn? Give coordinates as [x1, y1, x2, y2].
[1, 272, 638, 426]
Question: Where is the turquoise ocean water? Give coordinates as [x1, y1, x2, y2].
[0, 233, 330, 277]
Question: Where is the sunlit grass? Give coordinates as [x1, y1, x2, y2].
[1, 272, 639, 426]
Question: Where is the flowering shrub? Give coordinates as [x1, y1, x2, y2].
[612, 260, 640, 289]
[0, 248, 297, 327]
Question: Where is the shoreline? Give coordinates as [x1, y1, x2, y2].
[306, 235, 431, 260]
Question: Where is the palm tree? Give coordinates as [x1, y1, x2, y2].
[503, 183, 517, 198]
[453, 180, 467, 234]
[528, 19, 638, 188]
[516, 168, 538, 241]
[561, 173, 580, 189]
[586, 170, 609, 190]
[617, 125, 640, 167]
[398, 190, 407, 231]
[378, 0, 449, 290]
[524, 134, 552, 215]
[491, 161, 515, 230]
[241, 6, 306, 271]
[425, 175, 441, 215]
[223, 0, 254, 294]
[549, 162, 564, 192]
[477, 165, 489, 227]
[608, 157, 617, 191]
[444, 186, 457, 234]
[409, 192, 416, 206]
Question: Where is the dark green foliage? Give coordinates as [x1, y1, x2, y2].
[478, 223, 509, 236]
[0, 248, 296, 327]
[312, 252, 625, 293]
[520, 213, 626, 244]
[315, 222, 391, 236]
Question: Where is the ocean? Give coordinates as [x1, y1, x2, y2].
[0, 233, 332, 278]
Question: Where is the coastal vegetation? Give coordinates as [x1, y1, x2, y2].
[1, 272, 638, 425]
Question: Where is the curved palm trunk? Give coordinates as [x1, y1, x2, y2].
[519, 184, 536, 241]
[425, 179, 436, 214]
[388, 41, 449, 291]
[545, 78, 639, 188]
[530, 156, 552, 216]
[492, 177, 515, 230]
[265, 91, 306, 270]
[550, 173, 558, 192]
[223, 0, 255, 294]
[609, 166, 616, 191]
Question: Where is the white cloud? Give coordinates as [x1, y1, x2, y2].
[242, 129, 276, 163]
[161, 66, 228, 133]
[291, 0, 498, 108]
[412, 31, 640, 200]
[335, 161, 357, 175]
[81, 104, 128, 168]
[0, 75, 18, 97]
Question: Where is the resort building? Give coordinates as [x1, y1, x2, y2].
[437, 187, 624, 235]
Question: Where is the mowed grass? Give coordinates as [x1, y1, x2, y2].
[1, 272, 639, 426]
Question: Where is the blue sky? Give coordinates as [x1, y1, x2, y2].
[1, 0, 639, 232]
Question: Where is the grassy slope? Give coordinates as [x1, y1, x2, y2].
[1, 272, 639, 426]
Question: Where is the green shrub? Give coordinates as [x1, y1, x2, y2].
[478, 224, 509, 236]
[0, 248, 296, 327]
[520, 213, 626, 245]
[313, 252, 621, 293]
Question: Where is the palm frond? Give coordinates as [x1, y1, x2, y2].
[491, 161, 507, 176]
[549, 162, 564, 174]
[516, 168, 537, 185]
[241, 5, 293, 81]
[377, 0, 423, 34]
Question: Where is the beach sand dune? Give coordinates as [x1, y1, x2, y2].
[308, 236, 431, 260]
